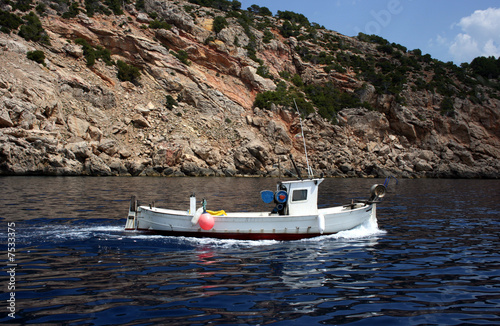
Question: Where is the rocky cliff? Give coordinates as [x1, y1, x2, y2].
[1, 0, 499, 178]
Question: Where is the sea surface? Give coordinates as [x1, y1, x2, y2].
[1, 176, 499, 325]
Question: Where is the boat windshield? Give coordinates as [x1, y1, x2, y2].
[291, 189, 308, 202]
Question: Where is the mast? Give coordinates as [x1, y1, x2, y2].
[293, 99, 313, 178]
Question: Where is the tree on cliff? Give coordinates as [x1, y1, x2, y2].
[18, 12, 50, 44]
[116, 60, 141, 84]
[470, 56, 500, 80]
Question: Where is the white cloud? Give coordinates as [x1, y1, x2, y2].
[436, 34, 448, 46]
[449, 33, 480, 62]
[428, 34, 448, 50]
[449, 7, 500, 63]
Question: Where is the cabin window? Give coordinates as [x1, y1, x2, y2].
[292, 189, 308, 202]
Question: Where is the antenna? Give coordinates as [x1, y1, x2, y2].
[278, 156, 282, 181]
[293, 99, 313, 178]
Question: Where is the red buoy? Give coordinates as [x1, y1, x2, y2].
[199, 212, 214, 230]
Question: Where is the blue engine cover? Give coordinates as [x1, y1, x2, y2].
[260, 190, 274, 204]
[275, 190, 288, 204]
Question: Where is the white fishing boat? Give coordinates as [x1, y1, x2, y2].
[124, 101, 393, 240]
[124, 172, 390, 240]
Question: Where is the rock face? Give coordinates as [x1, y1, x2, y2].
[0, 1, 499, 178]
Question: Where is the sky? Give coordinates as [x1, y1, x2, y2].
[238, 0, 500, 64]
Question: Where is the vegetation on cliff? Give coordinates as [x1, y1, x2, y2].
[4, 0, 498, 108]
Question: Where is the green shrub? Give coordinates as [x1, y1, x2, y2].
[0, 9, 23, 33]
[376, 44, 393, 54]
[392, 43, 407, 53]
[116, 60, 141, 84]
[414, 77, 426, 90]
[135, 0, 145, 11]
[85, 0, 111, 17]
[421, 53, 432, 63]
[95, 45, 113, 65]
[279, 70, 291, 80]
[262, 29, 273, 43]
[84, 0, 96, 16]
[305, 82, 365, 121]
[277, 10, 310, 27]
[440, 96, 455, 117]
[246, 45, 261, 64]
[13, 0, 33, 12]
[18, 12, 50, 44]
[293, 96, 315, 116]
[254, 90, 281, 110]
[183, 5, 194, 13]
[254, 81, 288, 110]
[291, 74, 303, 87]
[298, 48, 335, 66]
[357, 33, 389, 46]
[399, 55, 422, 71]
[234, 12, 260, 63]
[253, 81, 314, 116]
[256, 65, 271, 79]
[62, 1, 80, 18]
[104, 0, 123, 15]
[188, 0, 240, 11]
[325, 63, 346, 74]
[74, 38, 113, 66]
[85, 50, 97, 66]
[35, 3, 47, 16]
[247, 4, 272, 16]
[149, 19, 171, 30]
[26, 50, 45, 65]
[279, 20, 299, 38]
[213, 15, 228, 34]
[412, 48, 422, 56]
[165, 95, 178, 110]
[171, 50, 191, 65]
[470, 56, 500, 79]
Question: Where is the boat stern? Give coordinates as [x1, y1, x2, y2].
[125, 195, 137, 230]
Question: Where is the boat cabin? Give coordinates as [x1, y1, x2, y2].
[278, 178, 323, 216]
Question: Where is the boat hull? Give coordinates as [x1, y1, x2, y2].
[127, 203, 375, 241]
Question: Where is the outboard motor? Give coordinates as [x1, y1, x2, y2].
[368, 184, 387, 203]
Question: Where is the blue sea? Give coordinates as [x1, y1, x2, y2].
[1, 177, 499, 325]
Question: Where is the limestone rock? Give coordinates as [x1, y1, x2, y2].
[98, 139, 118, 156]
[414, 160, 433, 172]
[125, 159, 147, 176]
[67, 116, 89, 138]
[88, 125, 103, 141]
[135, 104, 150, 116]
[132, 114, 151, 128]
[66, 141, 91, 161]
[181, 161, 200, 176]
[63, 43, 84, 58]
[191, 142, 221, 166]
[0, 36, 29, 54]
[241, 66, 276, 92]
[339, 108, 389, 140]
[0, 108, 13, 127]
[84, 154, 112, 176]
[137, 13, 151, 23]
